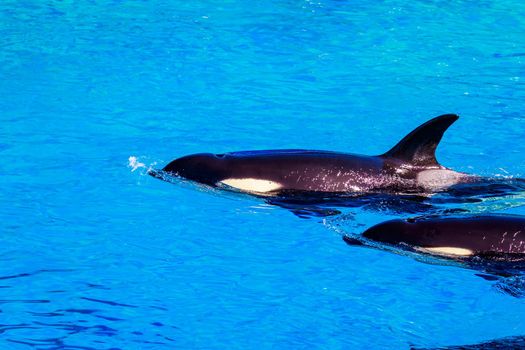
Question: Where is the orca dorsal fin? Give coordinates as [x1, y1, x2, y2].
[382, 114, 459, 166]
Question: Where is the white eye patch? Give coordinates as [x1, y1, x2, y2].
[220, 178, 283, 193]
[418, 246, 474, 257]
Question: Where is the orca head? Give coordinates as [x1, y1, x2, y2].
[363, 218, 476, 257]
[162, 153, 229, 186]
[362, 219, 411, 245]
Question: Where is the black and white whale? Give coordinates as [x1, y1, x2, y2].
[152, 114, 477, 196]
[352, 215, 525, 259]
[343, 215, 525, 297]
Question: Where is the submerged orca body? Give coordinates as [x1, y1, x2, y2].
[411, 335, 525, 350]
[153, 114, 474, 196]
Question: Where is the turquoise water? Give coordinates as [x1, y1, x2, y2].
[2, 0, 525, 348]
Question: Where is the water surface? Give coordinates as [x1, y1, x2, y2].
[2, 0, 525, 348]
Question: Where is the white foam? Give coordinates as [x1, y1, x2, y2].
[128, 156, 146, 172]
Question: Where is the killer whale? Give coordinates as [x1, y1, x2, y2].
[343, 215, 525, 277]
[342, 215, 525, 297]
[152, 114, 476, 196]
[357, 215, 525, 258]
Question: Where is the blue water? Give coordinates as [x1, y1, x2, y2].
[2, 0, 525, 349]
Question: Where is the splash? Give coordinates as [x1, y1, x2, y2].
[128, 156, 159, 178]
[494, 275, 525, 298]
[128, 156, 146, 172]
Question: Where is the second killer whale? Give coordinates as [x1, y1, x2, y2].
[343, 215, 525, 297]
[352, 215, 525, 259]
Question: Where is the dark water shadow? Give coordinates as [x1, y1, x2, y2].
[412, 334, 525, 349]
[342, 234, 525, 299]
[150, 169, 525, 219]
[269, 178, 525, 219]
